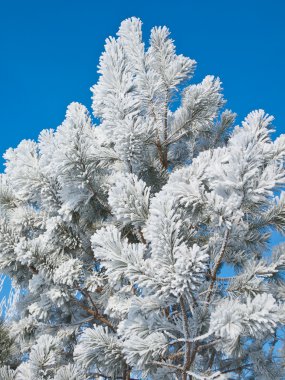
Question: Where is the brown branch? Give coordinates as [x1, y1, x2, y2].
[197, 339, 220, 353]
[207, 350, 216, 370]
[218, 363, 253, 375]
[28, 264, 39, 274]
[167, 351, 184, 361]
[122, 364, 131, 380]
[152, 361, 182, 372]
[269, 330, 278, 360]
[188, 229, 230, 373]
[206, 229, 230, 304]
[72, 297, 116, 332]
[155, 139, 168, 169]
[180, 296, 191, 379]
[152, 361, 224, 380]
[162, 108, 204, 148]
[83, 289, 98, 311]
[73, 283, 99, 313]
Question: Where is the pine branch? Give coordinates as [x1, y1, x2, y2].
[152, 361, 223, 380]
[71, 297, 116, 332]
[206, 229, 230, 304]
[180, 296, 191, 379]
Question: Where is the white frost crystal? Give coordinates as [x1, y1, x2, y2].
[0, 16, 284, 380]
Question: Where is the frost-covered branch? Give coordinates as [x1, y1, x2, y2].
[0, 16, 284, 380]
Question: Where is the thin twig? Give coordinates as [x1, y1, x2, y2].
[152, 361, 223, 380]
[180, 296, 191, 379]
[71, 297, 116, 332]
[206, 229, 230, 304]
[169, 331, 213, 345]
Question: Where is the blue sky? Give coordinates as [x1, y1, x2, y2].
[0, 0, 285, 297]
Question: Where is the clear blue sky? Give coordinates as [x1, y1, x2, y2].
[0, 0, 284, 297]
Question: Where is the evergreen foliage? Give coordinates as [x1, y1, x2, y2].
[0, 17, 285, 379]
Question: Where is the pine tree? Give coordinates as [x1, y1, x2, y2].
[0, 17, 285, 380]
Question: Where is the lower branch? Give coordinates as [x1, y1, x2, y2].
[122, 363, 131, 380]
[71, 297, 116, 332]
[180, 296, 191, 379]
[206, 228, 230, 304]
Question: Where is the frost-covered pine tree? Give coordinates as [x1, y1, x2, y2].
[0, 17, 285, 380]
